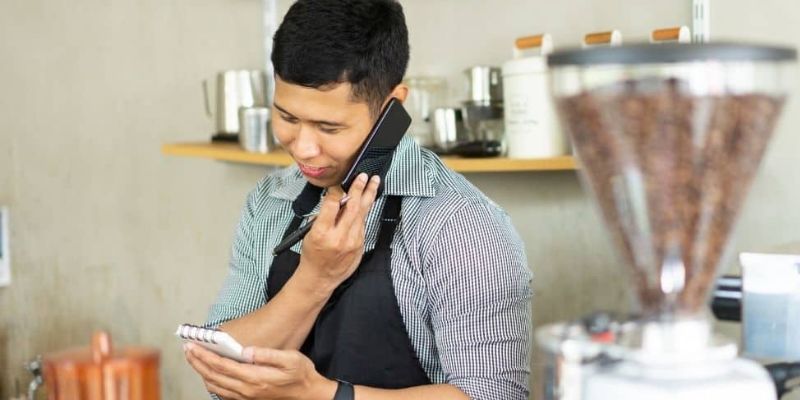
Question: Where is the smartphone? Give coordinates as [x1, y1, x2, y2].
[340, 97, 411, 196]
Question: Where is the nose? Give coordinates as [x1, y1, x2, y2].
[291, 124, 321, 160]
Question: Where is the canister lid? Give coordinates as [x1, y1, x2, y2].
[548, 42, 797, 67]
[502, 56, 547, 76]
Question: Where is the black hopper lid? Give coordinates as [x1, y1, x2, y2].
[548, 42, 797, 67]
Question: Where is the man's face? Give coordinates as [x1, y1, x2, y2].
[271, 77, 378, 188]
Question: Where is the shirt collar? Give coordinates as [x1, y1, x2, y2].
[269, 135, 436, 201]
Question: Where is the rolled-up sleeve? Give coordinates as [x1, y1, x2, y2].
[423, 200, 533, 400]
[206, 182, 268, 328]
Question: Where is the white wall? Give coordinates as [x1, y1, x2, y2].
[403, 0, 693, 103]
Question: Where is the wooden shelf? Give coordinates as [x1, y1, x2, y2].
[161, 142, 578, 172]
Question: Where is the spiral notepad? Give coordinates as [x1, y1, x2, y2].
[176, 324, 246, 362]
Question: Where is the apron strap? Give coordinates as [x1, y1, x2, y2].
[292, 183, 324, 216]
[375, 196, 402, 250]
[282, 183, 323, 240]
[319, 196, 403, 314]
[283, 184, 401, 250]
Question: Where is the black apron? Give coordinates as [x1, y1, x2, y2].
[266, 183, 431, 389]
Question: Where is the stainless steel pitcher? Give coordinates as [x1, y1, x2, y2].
[203, 70, 268, 135]
[464, 66, 503, 106]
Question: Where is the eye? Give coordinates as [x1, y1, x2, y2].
[279, 114, 298, 124]
[318, 125, 341, 134]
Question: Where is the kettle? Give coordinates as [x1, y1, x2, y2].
[25, 331, 160, 400]
[203, 70, 268, 140]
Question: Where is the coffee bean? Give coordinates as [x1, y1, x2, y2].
[557, 78, 785, 315]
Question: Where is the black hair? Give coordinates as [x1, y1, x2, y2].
[271, 0, 410, 117]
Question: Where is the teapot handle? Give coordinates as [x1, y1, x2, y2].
[91, 331, 112, 364]
[202, 80, 213, 118]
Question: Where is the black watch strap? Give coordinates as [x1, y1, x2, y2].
[333, 380, 354, 400]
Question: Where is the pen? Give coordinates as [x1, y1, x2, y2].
[272, 195, 350, 256]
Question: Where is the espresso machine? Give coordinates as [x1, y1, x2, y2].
[538, 43, 797, 400]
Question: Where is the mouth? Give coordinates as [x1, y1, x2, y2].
[297, 162, 330, 179]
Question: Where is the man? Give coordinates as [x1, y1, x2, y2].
[183, 0, 533, 399]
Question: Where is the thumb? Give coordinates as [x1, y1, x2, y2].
[243, 346, 301, 367]
[314, 191, 344, 231]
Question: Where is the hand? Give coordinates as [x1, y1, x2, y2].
[296, 172, 380, 293]
[183, 342, 336, 400]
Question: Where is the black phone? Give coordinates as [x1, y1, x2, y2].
[272, 98, 409, 256]
[340, 97, 411, 196]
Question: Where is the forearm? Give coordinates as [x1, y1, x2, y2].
[219, 266, 335, 349]
[353, 384, 468, 400]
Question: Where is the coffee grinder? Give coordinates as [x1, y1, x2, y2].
[538, 43, 797, 400]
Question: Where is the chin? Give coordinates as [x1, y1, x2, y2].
[304, 175, 339, 189]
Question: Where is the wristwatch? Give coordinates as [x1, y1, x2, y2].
[333, 380, 354, 400]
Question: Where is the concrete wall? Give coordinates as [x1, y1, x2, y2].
[0, 0, 267, 397]
[1, 0, 797, 398]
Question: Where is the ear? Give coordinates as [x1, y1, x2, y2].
[389, 83, 409, 103]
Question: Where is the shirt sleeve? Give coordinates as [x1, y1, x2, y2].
[423, 199, 533, 400]
[205, 181, 268, 328]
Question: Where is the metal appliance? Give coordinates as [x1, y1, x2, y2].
[459, 66, 504, 157]
[404, 76, 446, 148]
[431, 107, 467, 153]
[238, 106, 273, 153]
[540, 43, 797, 400]
[203, 70, 268, 141]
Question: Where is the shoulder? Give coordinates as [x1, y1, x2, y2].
[242, 165, 301, 218]
[401, 148, 521, 258]
[416, 147, 508, 225]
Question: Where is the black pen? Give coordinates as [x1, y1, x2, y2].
[272, 195, 350, 256]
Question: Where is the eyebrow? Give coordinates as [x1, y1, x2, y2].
[273, 102, 347, 127]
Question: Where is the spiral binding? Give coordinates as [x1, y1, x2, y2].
[177, 324, 218, 345]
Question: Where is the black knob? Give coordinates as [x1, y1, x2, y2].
[581, 311, 615, 335]
[711, 275, 742, 322]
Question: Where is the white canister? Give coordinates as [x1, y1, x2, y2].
[502, 34, 566, 159]
[740, 252, 800, 361]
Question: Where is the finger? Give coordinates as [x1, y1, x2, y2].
[327, 185, 345, 198]
[187, 343, 257, 386]
[344, 176, 380, 244]
[314, 190, 345, 231]
[335, 173, 369, 228]
[205, 381, 243, 400]
[185, 345, 249, 397]
[244, 346, 304, 369]
[204, 381, 243, 400]
[356, 175, 381, 222]
[188, 345, 292, 398]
